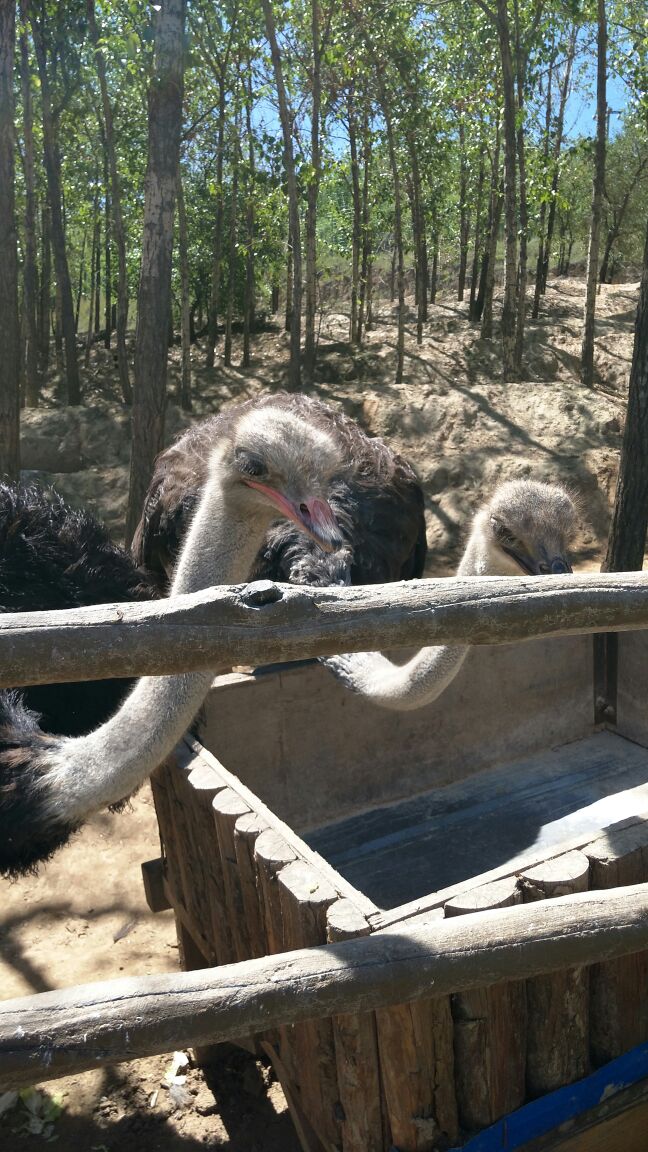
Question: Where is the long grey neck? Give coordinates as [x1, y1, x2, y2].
[46, 471, 270, 818]
[323, 517, 494, 711]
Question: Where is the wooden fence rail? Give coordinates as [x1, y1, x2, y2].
[1, 883, 648, 1089]
[1, 571, 648, 687]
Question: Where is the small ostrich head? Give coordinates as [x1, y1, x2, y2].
[215, 405, 345, 552]
[466, 480, 577, 577]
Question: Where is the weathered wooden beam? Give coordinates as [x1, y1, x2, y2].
[1, 571, 648, 687]
[1, 884, 648, 1089]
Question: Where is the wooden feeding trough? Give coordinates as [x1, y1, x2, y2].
[146, 624, 648, 1152]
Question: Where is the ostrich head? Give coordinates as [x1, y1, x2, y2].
[213, 405, 345, 553]
[464, 480, 576, 578]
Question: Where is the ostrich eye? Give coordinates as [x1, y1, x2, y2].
[491, 517, 518, 548]
[235, 449, 267, 478]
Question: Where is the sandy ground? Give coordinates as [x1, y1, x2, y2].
[1, 276, 641, 1148]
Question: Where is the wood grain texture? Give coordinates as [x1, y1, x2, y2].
[2, 571, 648, 686]
[586, 822, 648, 1066]
[3, 884, 648, 1089]
[326, 901, 385, 1152]
[278, 862, 342, 1152]
[521, 851, 590, 1098]
[446, 878, 525, 1131]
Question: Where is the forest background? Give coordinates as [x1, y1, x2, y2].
[0, 0, 647, 556]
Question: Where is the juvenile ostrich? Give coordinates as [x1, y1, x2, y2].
[322, 480, 577, 710]
[0, 404, 344, 876]
[132, 392, 427, 589]
[0, 482, 158, 736]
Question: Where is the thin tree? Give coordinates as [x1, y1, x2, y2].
[125, 0, 185, 545]
[0, 0, 20, 476]
[262, 0, 301, 391]
[30, 3, 81, 404]
[88, 0, 132, 403]
[581, 0, 607, 387]
[603, 215, 648, 570]
[19, 5, 39, 407]
[176, 160, 192, 411]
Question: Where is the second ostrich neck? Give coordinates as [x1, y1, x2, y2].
[47, 473, 273, 815]
[323, 518, 497, 711]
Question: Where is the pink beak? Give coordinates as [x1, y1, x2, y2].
[243, 479, 343, 552]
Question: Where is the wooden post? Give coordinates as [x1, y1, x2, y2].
[520, 851, 590, 1097]
[279, 861, 342, 1152]
[234, 811, 270, 960]
[183, 758, 234, 965]
[326, 899, 385, 1152]
[375, 908, 458, 1151]
[212, 786, 253, 962]
[445, 877, 526, 1132]
[586, 823, 648, 1065]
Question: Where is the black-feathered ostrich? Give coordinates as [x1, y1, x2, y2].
[0, 482, 159, 738]
[132, 392, 427, 589]
[0, 401, 345, 876]
[322, 480, 577, 709]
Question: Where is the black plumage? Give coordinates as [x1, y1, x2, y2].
[132, 392, 427, 589]
[0, 482, 157, 738]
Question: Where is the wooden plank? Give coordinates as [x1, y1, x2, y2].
[586, 821, 648, 1065]
[375, 986, 458, 1151]
[4, 885, 648, 1089]
[140, 857, 171, 913]
[313, 732, 648, 912]
[446, 878, 526, 1131]
[374, 805, 648, 932]
[5, 571, 648, 687]
[326, 900, 385, 1152]
[184, 735, 376, 918]
[182, 757, 234, 965]
[212, 786, 252, 963]
[520, 851, 590, 1098]
[279, 861, 341, 1152]
[233, 811, 270, 960]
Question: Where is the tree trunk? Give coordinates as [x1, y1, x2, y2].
[481, 127, 503, 339]
[87, 0, 131, 401]
[224, 110, 240, 369]
[74, 224, 87, 331]
[205, 76, 226, 369]
[581, 0, 607, 387]
[603, 216, 648, 571]
[84, 199, 99, 369]
[242, 67, 255, 369]
[457, 118, 470, 303]
[261, 0, 301, 391]
[348, 88, 361, 344]
[125, 0, 185, 546]
[38, 202, 51, 371]
[383, 103, 405, 385]
[303, 0, 321, 384]
[468, 154, 485, 321]
[94, 218, 101, 333]
[539, 25, 577, 300]
[357, 108, 372, 343]
[176, 161, 192, 411]
[54, 279, 63, 375]
[30, 9, 80, 405]
[513, 0, 528, 375]
[408, 134, 428, 344]
[429, 203, 439, 305]
[19, 10, 39, 407]
[285, 236, 292, 331]
[495, 0, 518, 378]
[0, 0, 20, 476]
[103, 174, 111, 349]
